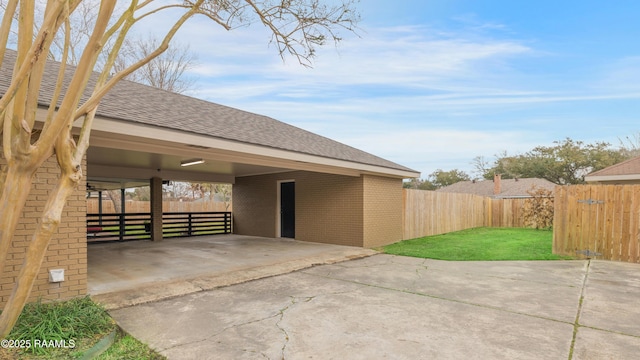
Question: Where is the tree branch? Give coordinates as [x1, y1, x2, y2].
[45, 2, 71, 125]
[0, 0, 18, 69]
[32, 0, 116, 164]
[75, 1, 204, 118]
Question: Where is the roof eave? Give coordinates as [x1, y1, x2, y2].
[79, 114, 420, 179]
[585, 174, 640, 183]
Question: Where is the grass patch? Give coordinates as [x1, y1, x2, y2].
[383, 227, 572, 261]
[97, 331, 165, 360]
[0, 297, 164, 359]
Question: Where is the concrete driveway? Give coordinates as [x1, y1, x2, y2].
[109, 255, 640, 359]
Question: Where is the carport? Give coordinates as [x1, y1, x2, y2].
[85, 76, 419, 248]
[1, 48, 419, 307]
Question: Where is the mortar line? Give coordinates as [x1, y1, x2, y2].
[568, 259, 591, 360]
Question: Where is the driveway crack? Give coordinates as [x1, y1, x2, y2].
[568, 259, 591, 360]
[158, 312, 280, 354]
[276, 295, 315, 359]
[160, 295, 318, 358]
[410, 259, 429, 287]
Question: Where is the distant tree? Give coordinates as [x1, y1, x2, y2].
[46, 0, 198, 94]
[471, 155, 492, 179]
[619, 132, 640, 158]
[105, 189, 122, 213]
[403, 178, 436, 190]
[213, 184, 232, 210]
[428, 169, 470, 189]
[114, 36, 197, 94]
[478, 138, 628, 184]
[131, 186, 151, 201]
[403, 169, 470, 190]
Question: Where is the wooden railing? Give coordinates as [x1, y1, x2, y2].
[87, 212, 232, 243]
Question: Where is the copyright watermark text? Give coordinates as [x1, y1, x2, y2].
[1, 338, 76, 349]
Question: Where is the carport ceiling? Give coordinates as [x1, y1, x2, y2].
[84, 120, 382, 190]
[88, 146, 289, 178]
[86, 142, 293, 190]
[86, 146, 291, 190]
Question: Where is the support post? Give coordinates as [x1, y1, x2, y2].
[98, 190, 103, 226]
[119, 187, 125, 241]
[150, 177, 163, 241]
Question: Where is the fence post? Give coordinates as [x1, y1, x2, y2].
[187, 213, 192, 236]
[119, 213, 125, 241]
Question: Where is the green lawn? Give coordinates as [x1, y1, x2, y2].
[0, 297, 164, 359]
[383, 227, 572, 261]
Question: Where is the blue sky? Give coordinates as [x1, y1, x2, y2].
[147, 1, 640, 178]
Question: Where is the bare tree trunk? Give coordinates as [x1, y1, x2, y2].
[106, 189, 122, 213]
[0, 161, 81, 338]
[0, 165, 38, 280]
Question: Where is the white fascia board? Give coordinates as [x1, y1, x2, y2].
[87, 117, 420, 179]
[585, 174, 640, 183]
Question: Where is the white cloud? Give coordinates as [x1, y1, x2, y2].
[133, 13, 638, 177]
[178, 24, 534, 97]
[335, 128, 544, 177]
[597, 56, 640, 92]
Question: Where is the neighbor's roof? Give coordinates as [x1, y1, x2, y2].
[436, 178, 556, 198]
[0, 49, 417, 175]
[585, 156, 640, 183]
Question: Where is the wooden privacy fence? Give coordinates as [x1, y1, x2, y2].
[402, 189, 528, 240]
[554, 185, 640, 263]
[87, 199, 230, 213]
[489, 198, 528, 228]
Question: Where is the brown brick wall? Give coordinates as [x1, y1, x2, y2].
[232, 173, 282, 237]
[0, 155, 87, 308]
[233, 171, 365, 247]
[363, 175, 403, 248]
[296, 172, 364, 247]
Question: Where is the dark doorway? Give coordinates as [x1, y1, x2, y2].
[280, 181, 295, 238]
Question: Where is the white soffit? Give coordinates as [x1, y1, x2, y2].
[85, 116, 419, 179]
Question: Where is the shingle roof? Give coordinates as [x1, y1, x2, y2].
[587, 156, 640, 177]
[436, 178, 556, 198]
[0, 49, 417, 174]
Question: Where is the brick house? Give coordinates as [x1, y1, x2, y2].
[436, 174, 556, 198]
[0, 49, 419, 306]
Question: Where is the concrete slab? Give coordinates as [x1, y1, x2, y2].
[303, 256, 587, 323]
[88, 235, 376, 309]
[573, 327, 640, 360]
[579, 260, 640, 337]
[108, 255, 640, 359]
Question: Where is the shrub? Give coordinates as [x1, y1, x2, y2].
[522, 186, 554, 229]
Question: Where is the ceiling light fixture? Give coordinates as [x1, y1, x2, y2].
[180, 158, 205, 167]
